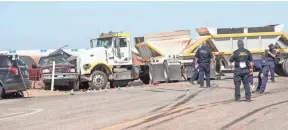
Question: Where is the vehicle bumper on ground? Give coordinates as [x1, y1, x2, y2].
[42, 73, 78, 86]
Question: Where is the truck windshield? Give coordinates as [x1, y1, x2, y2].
[96, 38, 113, 48]
[39, 55, 69, 66]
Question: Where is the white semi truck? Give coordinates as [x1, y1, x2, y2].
[77, 32, 140, 89]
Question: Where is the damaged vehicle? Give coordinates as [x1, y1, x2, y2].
[38, 49, 79, 90]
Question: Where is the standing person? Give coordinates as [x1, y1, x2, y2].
[266, 44, 277, 82]
[195, 42, 214, 88]
[229, 40, 254, 102]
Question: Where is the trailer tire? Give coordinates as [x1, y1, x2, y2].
[0, 84, 4, 99]
[89, 70, 108, 90]
[282, 59, 288, 76]
[149, 65, 154, 84]
[275, 64, 286, 76]
[163, 61, 170, 83]
[140, 76, 150, 85]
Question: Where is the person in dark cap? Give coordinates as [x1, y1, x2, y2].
[195, 42, 214, 88]
[254, 45, 276, 94]
[229, 40, 254, 102]
[266, 44, 277, 82]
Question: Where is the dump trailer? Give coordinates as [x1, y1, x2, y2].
[182, 24, 288, 77]
[135, 24, 288, 84]
[134, 30, 219, 84]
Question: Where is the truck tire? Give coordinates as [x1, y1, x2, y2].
[89, 70, 108, 90]
[44, 83, 51, 90]
[0, 85, 4, 99]
[72, 80, 80, 91]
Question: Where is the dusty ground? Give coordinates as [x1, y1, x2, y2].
[1, 76, 288, 130]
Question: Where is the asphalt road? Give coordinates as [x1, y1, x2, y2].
[1, 77, 288, 130]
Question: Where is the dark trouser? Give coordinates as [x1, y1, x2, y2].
[257, 65, 269, 92]
[190, 70, 199, 82]
[249, 74, 253, 85]
[234, 68, 251, 100]
[198, 63, 210, 87]
[268, 62, 275, 81]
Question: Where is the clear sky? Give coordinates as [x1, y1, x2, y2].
[0, 1, 287, 50]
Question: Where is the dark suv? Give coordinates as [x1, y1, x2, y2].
[0, 54, 32, 99]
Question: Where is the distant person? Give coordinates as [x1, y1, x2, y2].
[266, 44, 277, 82]
[195, 42, 214, 88]
[229, 40, 254, 102]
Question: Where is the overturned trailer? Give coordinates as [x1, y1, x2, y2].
[135, 24, 288, 84]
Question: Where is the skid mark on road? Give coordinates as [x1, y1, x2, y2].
[0, 108, 42, 121]
[144, 107, 205, 129]
[100, 86, 288, 130]
[219, 100, 288, 130]
[150, 88, 204, 113]
[145, 90, 165, 93]
[171, 89, 205, 108]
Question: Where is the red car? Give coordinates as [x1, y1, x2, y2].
[38, 49, 79, 91]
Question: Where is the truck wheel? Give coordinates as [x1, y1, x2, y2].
[44, 83, 51, 90]
[89, 71, 108, 90]
[0, 85, 4, 99]
[72, 80, 80, 91]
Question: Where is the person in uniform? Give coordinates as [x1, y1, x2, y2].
[229, 40, 254, 102]
[195, 42, 214, 88]
[255, 48, 275, 94]
[266, 44, 277, 82]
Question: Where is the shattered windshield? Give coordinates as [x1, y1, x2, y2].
[96, 38, 113, 48]
[39, 55, 69, 66]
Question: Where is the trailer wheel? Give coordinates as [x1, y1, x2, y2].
[0, 85, 4, 99]
[140, 76, 150, 85]
[163, 61, 170, 83]
[275, 64, 286, 76]
[149, 65, 154, 84]
[89, 70, 108, 90]
[282, 59, 288, 76]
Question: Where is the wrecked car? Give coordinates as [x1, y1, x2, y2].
[38, 49, 79, 90]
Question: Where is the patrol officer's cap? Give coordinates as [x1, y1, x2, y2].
[268, 44, 274, 48]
